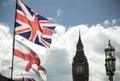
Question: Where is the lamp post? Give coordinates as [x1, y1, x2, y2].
[104, 40, 116, 81]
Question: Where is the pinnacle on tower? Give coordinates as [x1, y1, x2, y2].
[77, 31, 83, 48]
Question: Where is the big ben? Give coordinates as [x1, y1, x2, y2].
[72, 33, 89, 81]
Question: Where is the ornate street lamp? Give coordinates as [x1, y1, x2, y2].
[104, 40, 116, 81]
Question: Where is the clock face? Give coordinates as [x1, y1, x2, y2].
[76, 66, 84, 74]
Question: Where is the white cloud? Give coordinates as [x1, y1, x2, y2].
[48, 9, 63, 23]
[0, 21, 120, 81]
[112, 19, 120, 25]
[46, 23, 120, 81]
[104, 20, 110, 25]
[46, 9, 63, 23]
[103, 19, 120, 27]
[56, 9, 63, 18]
[0, 23, 12, 77]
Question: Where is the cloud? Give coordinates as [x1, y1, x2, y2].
[47, 9, 63, 23]
[45, 23, 120, 81]
[0, 23, 12, 77]
[103, 19, 120, 27]
[0, 21, 120, 81]
[103, 20, 110, 26]
[112, 19, 120, 25]
[56, 9, 63, 18]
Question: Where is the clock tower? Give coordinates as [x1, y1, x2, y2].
[72, 33, 89, 81]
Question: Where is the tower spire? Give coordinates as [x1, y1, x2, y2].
[77, 31, 83, 47]
[76, 31, 83, 52]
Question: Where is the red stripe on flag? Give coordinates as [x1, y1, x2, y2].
[42, 29, 52, 36]
[14, 48, 45, 71]
[16, 13, 29, 24]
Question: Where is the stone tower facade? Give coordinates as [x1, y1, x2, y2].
[72, 33, 89, 81]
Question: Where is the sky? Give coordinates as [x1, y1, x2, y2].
[0, 0, 120, 30]
[0, 0, 120, 81]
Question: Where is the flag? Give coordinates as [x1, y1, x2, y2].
[14, 40, 45, 72]
[13, 76, 36, 81]
[15, 0, 56, 48]
[23, 77, 36, 81]
[14, 39, 47, 81]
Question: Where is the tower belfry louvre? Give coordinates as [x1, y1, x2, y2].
[72, 32, 89, 81]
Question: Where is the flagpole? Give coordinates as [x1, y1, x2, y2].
[10, 0, 17, 80]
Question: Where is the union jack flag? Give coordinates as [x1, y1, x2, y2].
[15, 0, 56, 48]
